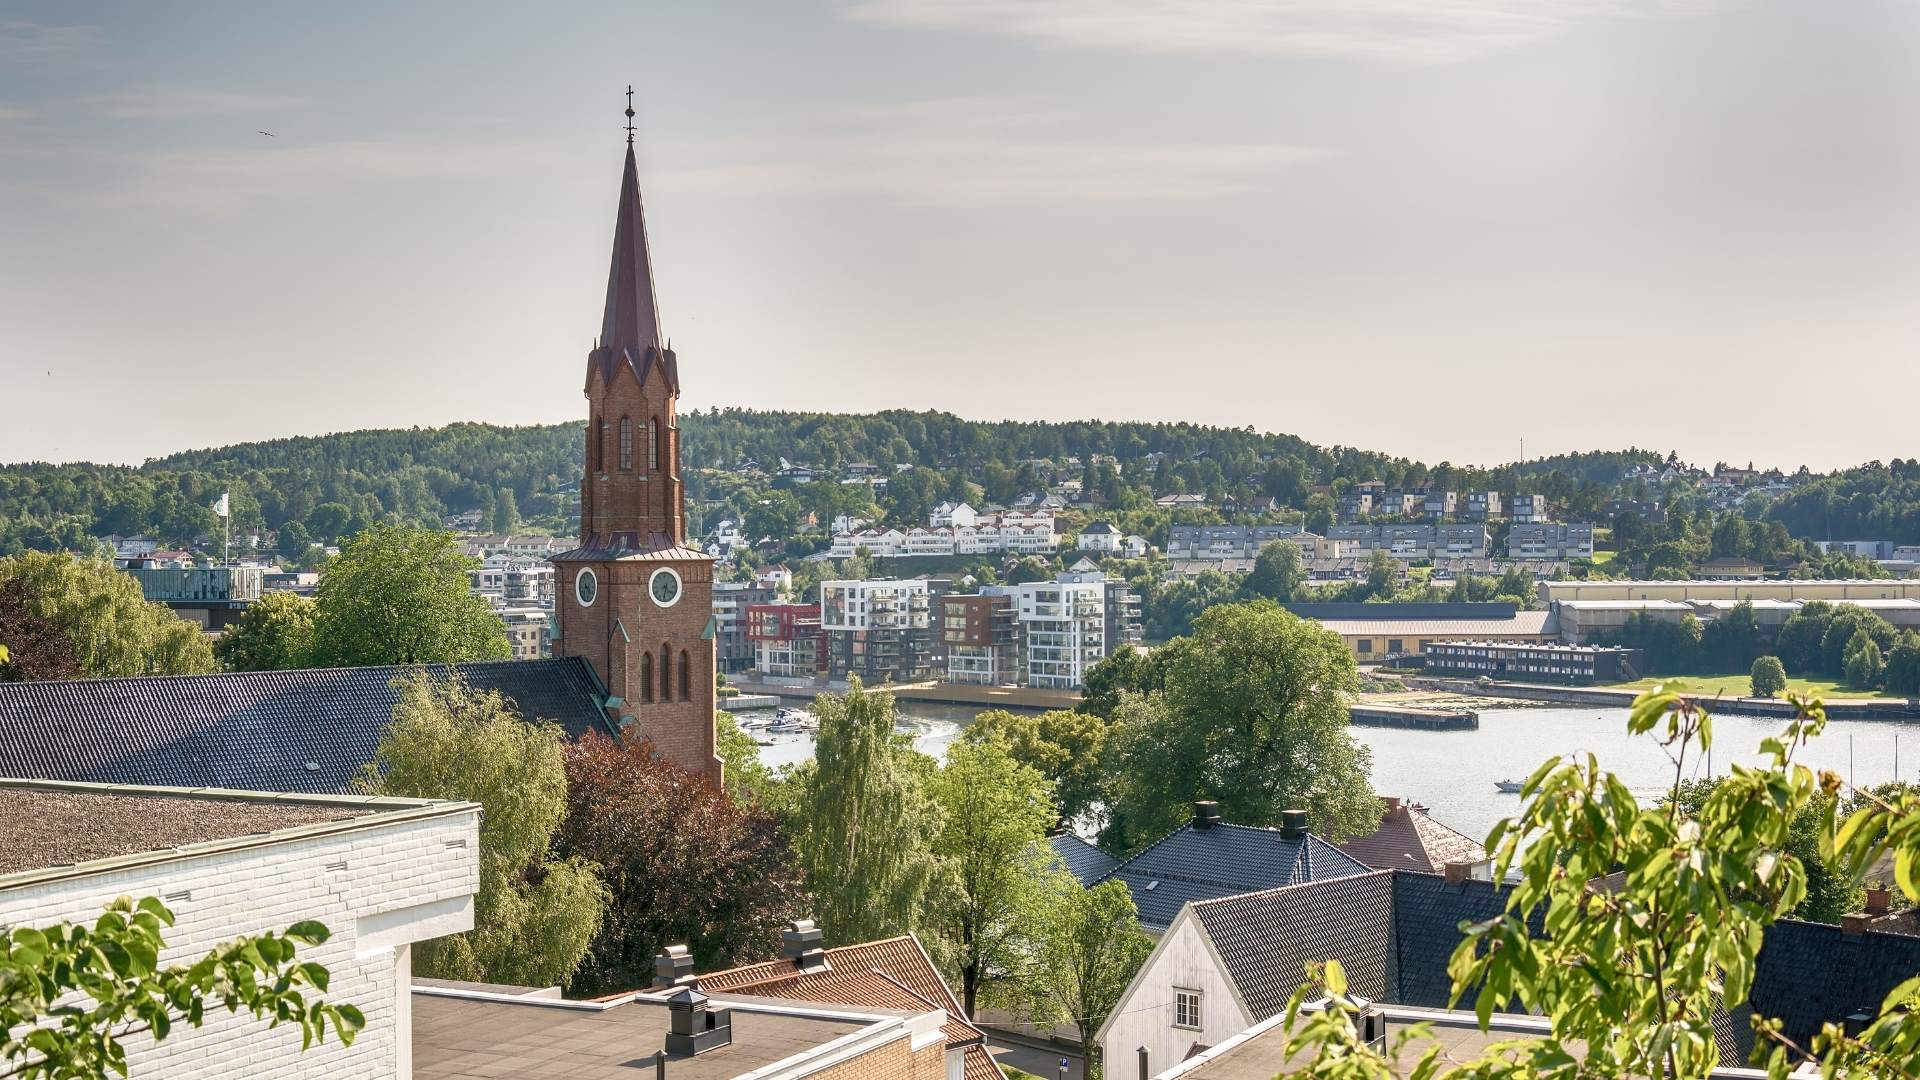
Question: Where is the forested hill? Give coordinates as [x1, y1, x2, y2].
[14, 406, 1910, 556]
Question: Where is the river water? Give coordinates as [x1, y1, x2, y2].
[737, 699, 1920, 846]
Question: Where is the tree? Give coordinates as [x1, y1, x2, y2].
[1750, 655, 1787, 698]
[964, 708, 1109, 830]
[0, 896, 361, 1079]
[557, 732, 807, 994]
[1822, 608, 1897, 678]
[1362, 550, 1397, 599]
[1021, 878, 1152, 1080]
[274, 520, 313, 563]
[1079, 646, 1162, 721]
[213, 591, 316, 672]
[1700, 599, 1762, 672]
[1304, 492, 1335, 536]
[790, 679, 943, 945]
[0, 578, 79, 682]
[715, 711, 781, 807]
[928, 739, 1059, 1018]
[1845, 630, 1885, 690]
[1006, 556, 1052, 585]
[304, 502, 354, 543]
[1242, 540, 1304, 602]
[358, 673, 606, 987]
[309, 525, 509, 667]
[1885, 632, 1920, 698]
[1102, 602, 1377, 850]
[491, 487, 519, 535]
[0, 552, 215, 677]
[1775, 601, 1835, 674]
[1667, 777, 1859, 924]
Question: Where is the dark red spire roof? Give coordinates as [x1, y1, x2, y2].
[593, 145, 676, 392]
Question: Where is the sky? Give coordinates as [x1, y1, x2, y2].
[1, 1, 1917, 471]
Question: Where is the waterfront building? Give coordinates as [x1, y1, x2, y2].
[746, 602, 826, 679]
[1422, 640, 1643, 684]
[713, 581, 777, 673]
[940, 592, 1018, 686]
[820, 578, 938, 684]
[1284, 602, 1556, 660]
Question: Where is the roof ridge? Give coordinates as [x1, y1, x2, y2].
[1190, 868, 1392, 914]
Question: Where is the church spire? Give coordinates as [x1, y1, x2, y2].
[594, 88, 673, 391]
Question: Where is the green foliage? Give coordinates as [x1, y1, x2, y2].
[963, 708, 1109, 830]
[1019, 877, 1152, 1078]
[1885, 633, 1920, 698]
[1079, 645, 1164, 721]
[1102, 602, 1377, 850]
[1844, 631, 1886, 690]
[491, 487, 518, 535]
[309, 524, 509, 667]
[1666, 777, 1860, 923]
[0, 897, 361, 1078]
[1750, 655, 1788, 698]
[0, 552, 215, 677]
[715, 711, 780, 807]
[1822, 608, 1897, 678]
[791, 679, 943, 945]
[358, 673, 606, 987]
[1700, 600, 1763, 672]
[0, 578, 79, 681]
[1241, 539, 1304, 602]
[1596, 611, 1702, 675]
[557, 732, 807, 994]
[213, 591, 316, 671]
[928, 739, 1061, 1017]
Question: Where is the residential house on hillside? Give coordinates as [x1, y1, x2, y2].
[1078, 521, 1121, 552]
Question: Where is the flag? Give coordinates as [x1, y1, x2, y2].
[212, 492, 230, 518]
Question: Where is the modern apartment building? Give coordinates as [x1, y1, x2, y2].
[940, 592, 1019, 685]
[1505, 523, 1595, 560]
[820, 578, 939, 684]
[1508, 494, 1550, 523]
[1167, 524, 1305, 560]
[713, 582, 777, 673]
[746, 602, 826, 679]
[1011, 573, 1110, 689]
[1325, 525, 1489, 559]
[1465, 491, 1503, 521]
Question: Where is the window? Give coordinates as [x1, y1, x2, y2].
[619, 416, 633, 470]
[1388, 639, 1403, 653]
[1173, 988, 1203, 1030]
[595, 418, 608, 473]
[661, 644, 672, 702]
[1356, 639, 1373, 654]
[648, 417, 660, 470]
[679, 650, 691, 701]
[640, 653, 654, 703]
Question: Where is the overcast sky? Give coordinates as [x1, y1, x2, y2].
[2, 1, 1916, 470]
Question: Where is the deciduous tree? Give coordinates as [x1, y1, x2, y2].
[309, 525, 509, 667]
[1021, 878, 1152, 1079]
[213, 591, 316, 672]
[0, 578, 79, 682]
[558, 732, 807, 994]
[1749, 655, 1787, 698]
[358, 673, 605, 987]
[790, 679, 943, 944]
[1103, 601, 1377, 850]
[963, 708, 1108, 830]
[0, 552, 214, 677]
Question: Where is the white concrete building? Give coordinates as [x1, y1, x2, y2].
[1011, 572, 1109, 689]
[0, 779, 480, 1080]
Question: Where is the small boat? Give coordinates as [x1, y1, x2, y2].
[1494, 779, 1525, 794]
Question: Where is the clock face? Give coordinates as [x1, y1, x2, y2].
[649, 567, 683, 608]
[574, 568, 598, 608]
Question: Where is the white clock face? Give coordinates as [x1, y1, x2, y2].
[575, 568, 599, 608]
[649, 567, 683, 608]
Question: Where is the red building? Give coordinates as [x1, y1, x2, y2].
[746, 603, 826, 679]
[552, 110, 721, 785]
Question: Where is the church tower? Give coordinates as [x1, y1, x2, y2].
[553, 95, 720, 785]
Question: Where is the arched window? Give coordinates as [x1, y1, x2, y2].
[639, 652, 653, 703]
[678, 650, 691, 701]
[660, 644, 672, 702]
[594, 417, 607, 473]
[618, 416, 633, 471]
[647, 417, 660, 471]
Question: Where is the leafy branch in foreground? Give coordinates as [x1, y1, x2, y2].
[1275, 687, 1920, 1079]
[0, 896, 362, 1079]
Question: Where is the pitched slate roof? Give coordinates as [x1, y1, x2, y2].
[698, 936, 1003, 1080]
[1092, 821, 1373, 931]
[1047, 832, 1120, 886]
[1336, 799, 1487, 874]
[1746, 918, 1920, 1060]
[0, 658, 611, 794]
[1192, 871, 1397, 1018]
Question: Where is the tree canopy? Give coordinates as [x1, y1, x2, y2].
[0, 552, 214, 677]
[309, 525, 509, 667]
[213, 591, 316, 672]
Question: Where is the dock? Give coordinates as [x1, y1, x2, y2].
[1348, 703, 1479, 730]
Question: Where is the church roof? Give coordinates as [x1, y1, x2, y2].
[591, 145, 678, 393]
[0, 659, 612, 795]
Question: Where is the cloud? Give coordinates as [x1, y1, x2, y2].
[840, 0, 1714, 64]
[83, 87, 303, 120]
[0, 21, 102, 62]
[660, 97, 1326, 207]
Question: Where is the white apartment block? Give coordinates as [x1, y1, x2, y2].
[830, 510, 1058, 559]
[0, 780, 480, 1080]
[1506, 523, 1596, 560]
[819, 578, 933, 631]
[1012, 573, 1109, 689]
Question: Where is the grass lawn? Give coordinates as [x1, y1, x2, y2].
[1605, 674, 1885, 700]
[1590, 550, 1617, 565]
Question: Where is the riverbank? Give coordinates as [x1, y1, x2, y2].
[1409, 677, 1920, 720]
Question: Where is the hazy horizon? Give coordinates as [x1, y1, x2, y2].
[4, 1, 1916, 471]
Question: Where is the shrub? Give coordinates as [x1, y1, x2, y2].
[1749, 655, 1787, 698]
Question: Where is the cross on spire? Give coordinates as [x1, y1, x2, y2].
[624, 85, 636, 146]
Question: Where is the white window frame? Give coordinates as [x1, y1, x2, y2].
[1173, 987, 1203, 1031]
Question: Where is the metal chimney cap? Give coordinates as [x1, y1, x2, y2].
[1279, 809, 1308, 839]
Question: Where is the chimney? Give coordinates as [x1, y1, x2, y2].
[781, 919, 830, 973]
[1382, 796, 1402, 814]
[1137, 1046, 1149, 1080]
[1865, 884, 1892, 915]
[1358, 1005, 1387, 1046]
[653, 945, 697, 990]
[663, 986, 733, 1056]
[1190, 801, 1221, 830]
[1841, 913, 1870, 936]
[1443, 861, 1474, 886]
[1279, 809, 1308, 840]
